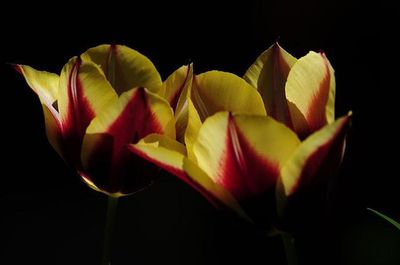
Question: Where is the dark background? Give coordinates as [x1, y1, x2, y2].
[1, 1, 394, 264]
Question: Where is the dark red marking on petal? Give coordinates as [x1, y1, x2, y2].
[62, 58, 95, 167]
[218, 113, 280, 200]
[290, 115, 351, 194]
[128, 145, 219, 207]
[81, 133, 161, 194]
[169, 65, 191, 110]
[269, 43, 293, 129]
[13, 64, 23, 74]
[304, 53, 331, 133]
[82, 87, 164, 194]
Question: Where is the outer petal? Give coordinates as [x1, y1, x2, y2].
[15, 65, 59, 105]
[285, 52, 335, 137]
[15, 65, 63, 157]
[58, 57, 118, 165]
[81, 44, 162, 94]
[192, 71, 267, 121]
[128, 135, 250, 221]
[280, 113, 352, 197]
[159, 64, 193, 110]
[243, 43, 297, 126]
[193, 112, 300, 200]
[128, 134, 187, 181]
[81, 87, 175, 195]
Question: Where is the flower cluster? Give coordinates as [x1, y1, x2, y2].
[17, 43, 351, 227]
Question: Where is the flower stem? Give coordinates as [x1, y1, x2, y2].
[281, 232, 298, 265]
[102, 196, 118, 265]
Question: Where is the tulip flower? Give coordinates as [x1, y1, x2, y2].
[129, 43, 351, 227]
[157, 64, 266, 156]
[16, 44, 175, 265]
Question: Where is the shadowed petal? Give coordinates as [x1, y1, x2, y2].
[244, 43, 297, 126]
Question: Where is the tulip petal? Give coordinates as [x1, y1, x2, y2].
[58, 57, 118, 165]
[128, 133, 187, 181]
[128, 133, 250, 220]
[159, 64, 193, 110]
[280, 113, 351, 196]
[193, 71, 267, 121]
[81, 44, 162, 94]
[80, 88, 175, 195]
[285, 52, 335, 137]
[182, 158, 251, 221]
[16, 65, 63, 157]
[193, 112, 300, 200]
[243, 43, 297, 126]
[15, 64, 59, 105]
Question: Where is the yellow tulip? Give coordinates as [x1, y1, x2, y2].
[16, 44, 175, 197]
[129, 43, 351, 225]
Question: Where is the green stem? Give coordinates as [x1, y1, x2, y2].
[281, 232, 298, 265]
[102, 196, 118, 265]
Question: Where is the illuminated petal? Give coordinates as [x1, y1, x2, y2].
[80, 88, 175, 195]
[193, 112, 300, 199]
[128, 133, 250, 220]
[57, 57, 118, 165]
[128, 134, 187, 181]
[159, 64, 193, 110]
[192, 71, 266, 121]
[280, 113, 351, 197]
[15, 65, 63, 157]
[81, 44, 162, 94]
[243, 43, 297, 126]
[285, 52, 335, 137]
[182, 158, 251, 221]
[15, 64, 59, 105]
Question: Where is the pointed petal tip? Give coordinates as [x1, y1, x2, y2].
[13, 64, 24, 75]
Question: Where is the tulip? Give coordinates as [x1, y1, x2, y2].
[129, 43, 351, 227]
[16, 44, 175, 265]
[157, 64, 266, 157]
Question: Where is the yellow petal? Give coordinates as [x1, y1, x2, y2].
[280, 113, 352, 197]
[16, 65, 63, 158]
[129, 133, 187, 180]
[182, 158, 251, 222]
[57, 57, 118, 166]
[192, 112, 300, 199]
[285, 51, 335, 137]
[80, 88, 175, 195]
[159, 64, 193, 109]
[243, 43, 297, 126]
[192, 71, 267, 121]
[81, 44, 162, 94]
[129, 133, 251, 221]
[16, 64, 59, 105]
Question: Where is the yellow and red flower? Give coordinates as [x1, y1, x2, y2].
[17, 44, 175, 197]
[130, 43, 351, 224]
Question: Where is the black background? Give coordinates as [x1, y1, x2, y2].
[1, 1, 394, 264]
